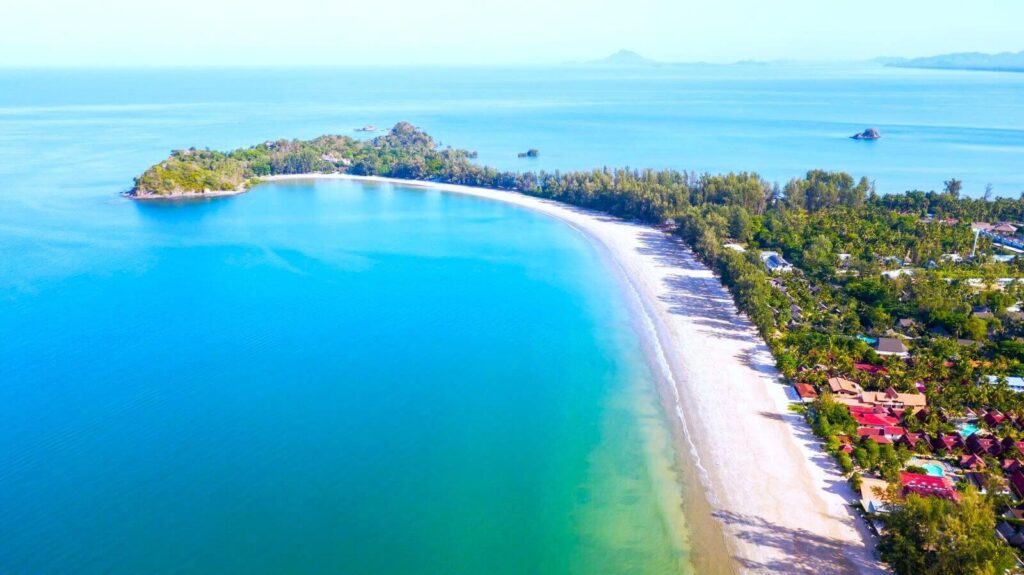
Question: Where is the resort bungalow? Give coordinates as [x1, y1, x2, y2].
[967, 435, 1003, 457]
[836, 434, 855, 454]
[996, 522, 1024, 549]
[931, 433, 966, 453]
[985, 409, 1007, 427]
[896, 318, 918, 332]
[853, 411, 900, 427]
[993, 222, 1019, 236]
[827, 377, 863, 396]
[838, 387, 927, 413]
[1001, 438, 1024, 455]
[965, 472, 991, 494]
[853, 363, 888, 376]
[874, 337, 909, 357]
[898, 432, 928, 452]
[793, 383, 818, 403]
[1010, 470, 1024, 499]
[881, 269, 914, 280]
[760, 251, 794, 273]
[959, 454, 987, 471]
[860, 477, 890, 514]
[986, 375, 1024, 393]
[900, 471, 959, 501]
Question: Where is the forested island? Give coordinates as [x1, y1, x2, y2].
[135, 122, 1024, 573]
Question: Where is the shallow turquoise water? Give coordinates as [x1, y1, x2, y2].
[0, 179, 692, 573]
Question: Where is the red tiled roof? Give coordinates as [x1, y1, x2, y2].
[794, 383, 818, 399]
[884, 426, 906, 437]
[900, 471, 959, 500]
[857, 427, 884, 437]
[900, 432, 923, 446]
[854, 412, 900, 427]
[869, 435, 893, 444]
[959, 454, 986, 470]
[854, 363, 889, 375]
[986, 411, 1007, 425]
[931, 434, 964, 451]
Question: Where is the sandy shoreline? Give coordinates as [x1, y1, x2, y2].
[265, 174, 886, 574]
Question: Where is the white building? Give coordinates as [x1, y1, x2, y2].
[986, 375, 1024, 393]
[759, 251, 793, 273]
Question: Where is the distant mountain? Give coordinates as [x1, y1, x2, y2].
[582, 50, 658, 67]
[887, 50, 1024, 72]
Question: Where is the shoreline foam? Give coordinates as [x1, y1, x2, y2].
[263, 173, 886, 574]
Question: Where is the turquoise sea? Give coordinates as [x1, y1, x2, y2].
[1, 64, 1022, 574]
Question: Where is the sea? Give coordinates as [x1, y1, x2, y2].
[0, 63, 1022, 574]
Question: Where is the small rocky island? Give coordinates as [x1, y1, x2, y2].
[517, 149, 539, 158]
[850, 128, 881, 140]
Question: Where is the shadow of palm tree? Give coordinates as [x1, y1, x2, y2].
[712, 510, 882, 574]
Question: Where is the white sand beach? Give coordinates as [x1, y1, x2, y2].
[264, 174, 888, 574]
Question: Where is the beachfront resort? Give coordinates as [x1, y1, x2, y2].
[757, 216, 1024, 568]
[128, 123, 1024, 572]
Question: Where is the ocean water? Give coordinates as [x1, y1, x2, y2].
[2, 63, 1022, 198]
[1, 64, 1022, 574]
[0, 178, 693, 573]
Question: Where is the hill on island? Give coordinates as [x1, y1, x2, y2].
[578, 49, 659, 67]
[887, 50, 1024, 72]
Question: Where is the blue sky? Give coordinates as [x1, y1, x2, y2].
[2, 0, 1020, 66]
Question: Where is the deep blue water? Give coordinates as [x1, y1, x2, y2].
[1, 64, 1022, 573]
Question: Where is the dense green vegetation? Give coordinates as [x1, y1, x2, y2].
[136, 122, 1024, 572]
[880, 488, 1015, 574]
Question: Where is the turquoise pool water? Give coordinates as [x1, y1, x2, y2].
[960, 423, 980, 437]
[922, 463, 946, 477]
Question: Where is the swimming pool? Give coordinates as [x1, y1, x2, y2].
[960, 423, 980, 437]
[922, 463, 946, 477]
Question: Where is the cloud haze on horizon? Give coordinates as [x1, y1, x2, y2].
[2, 0, 1021, 67]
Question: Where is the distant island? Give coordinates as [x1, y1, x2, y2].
[517, 149, 539, 158]
[585, 49, 658, 67]
[887, 50, 1024, 73]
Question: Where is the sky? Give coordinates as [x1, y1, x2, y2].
[1, 0, 1021, 67]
